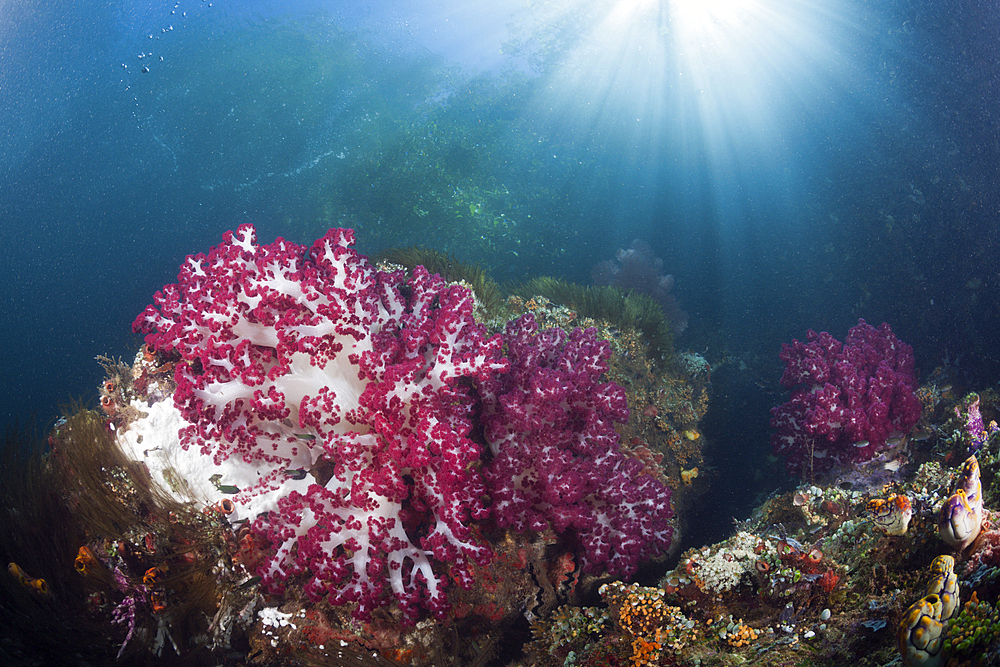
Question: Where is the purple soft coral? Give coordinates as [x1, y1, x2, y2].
[770, 319, 921, 478]
[591, 239, 688, 335]
[481, 314, 674, 577]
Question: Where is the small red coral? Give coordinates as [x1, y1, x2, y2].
[817, 569, 840, 593]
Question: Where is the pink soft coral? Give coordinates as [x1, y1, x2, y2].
[770, 319, 921, 478]
[134, 225, 507, 621]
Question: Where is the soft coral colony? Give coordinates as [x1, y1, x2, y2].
[123, 225, 675, 635]
[770, 318, 922, 479]
[131, 225, 514, 623]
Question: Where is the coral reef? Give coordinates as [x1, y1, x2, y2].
[26, 228, 1000, 667]
[521, 368, 1000, 667]
[3, 225, 716, 666]
[0, 224, 705, 667]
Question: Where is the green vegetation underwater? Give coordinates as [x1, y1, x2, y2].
[2, 0, 1000, 666]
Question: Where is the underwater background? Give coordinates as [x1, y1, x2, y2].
[1, 1, 999, 662]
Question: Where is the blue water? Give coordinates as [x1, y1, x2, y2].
[1, 0, 997, 531]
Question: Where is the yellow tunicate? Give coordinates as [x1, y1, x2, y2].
[683, 429, 700, 441]
[681, 467, 699, 485]
[8, 562, 30, 585]
[8, 563, 49, 596]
